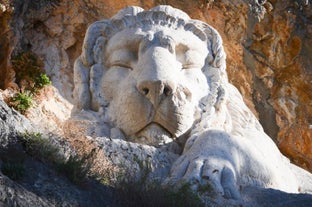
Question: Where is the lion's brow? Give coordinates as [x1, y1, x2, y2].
[105, 32, 144, 55]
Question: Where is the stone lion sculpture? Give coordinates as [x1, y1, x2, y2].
[73, 5, 312, 200]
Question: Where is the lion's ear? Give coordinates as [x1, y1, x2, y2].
[74, 20, 110, 111]
[80, 20, 110, 67]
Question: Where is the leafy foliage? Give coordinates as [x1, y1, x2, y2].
[20, 132, 60, 163]
[104, 156, 205, 207]
[116, 179, 204, 207]
[9, 51, 52, 113]
[11, 51, 43, 89]
[34, 74, 52, 89]
[9, 132, 208, 205]
[10, 92, 33, 114]
[57, 153, 93, 185]
[19, 132, 93, 186]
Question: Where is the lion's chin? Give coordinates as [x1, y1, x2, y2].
[129, 123, 174, 146]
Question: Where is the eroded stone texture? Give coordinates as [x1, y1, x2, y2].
[246, 1, 312, 172]
[72, 5, 312, 201]
[0, 1, 15, 89]
[0, 173, 50, 207]
[95, 137, 179, 181]
[0, 96, 35, 147]
[3, 0, 311, 173]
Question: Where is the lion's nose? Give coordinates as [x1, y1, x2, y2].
[137, 80, 175, 107]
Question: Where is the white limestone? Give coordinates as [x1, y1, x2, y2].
[72, 5, 312, 200]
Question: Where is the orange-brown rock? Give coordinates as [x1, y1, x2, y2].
[243, 1, 312, 172]
[0, 1, 16, 89]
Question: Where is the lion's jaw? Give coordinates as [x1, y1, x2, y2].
[101, 28, 209, 146]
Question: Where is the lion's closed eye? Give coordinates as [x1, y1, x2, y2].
[110, 61, 133, 70]
[107, 48, 138, 70]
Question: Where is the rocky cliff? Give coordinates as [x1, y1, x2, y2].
[1, 0, 311, 171]
[0, 0, 312, 206]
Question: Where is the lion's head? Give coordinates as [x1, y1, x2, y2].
[73, 5, 227, 146]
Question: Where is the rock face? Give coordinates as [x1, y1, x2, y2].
[0, 172, 50, 207]
[0, 0, 312, 206]
[190, 0, 312, 172]
[0, 1, 15, 89]
[242, 0, 312, 171]
[1, 96, 311, 207]
[0, 95, 122, 207]
[0, 97, 34, 147]
[1, 0, 311, 173]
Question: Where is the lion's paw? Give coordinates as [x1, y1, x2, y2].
[166, 149, 241, 200]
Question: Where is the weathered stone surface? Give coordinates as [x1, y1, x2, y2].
[0, 95, 34, 147]
[2, 96, 312, 206]
[241, 0, 312, 172]
[95, 137, 180, 181]
[0, 0, 311, 206]
[0, 1, 16, 89]
[1, 0, 311, 173]
[0, 172, 50, 207]
[26, 86, 73, 135]
[0, 95, 121, 207]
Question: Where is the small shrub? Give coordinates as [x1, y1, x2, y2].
[34, 73, 52, 89]
[111, 158, 204, 207]
[10, 92, 33, 114]
[19, 132, 93, 186]
[116, 179, 204, 207]
[10, 51, 52, 113]
[166, 183, 204, 207]
[56, 154, 93, 185]
[1, 162, 25, 181]
[20, 132, 60, 163]
[11, 51, 43, 89]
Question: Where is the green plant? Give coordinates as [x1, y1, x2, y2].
[34, 73, 52, 89]
[116, 179, 204, 207]
[56, 154, 93, 185]
[109, 157, 204, 207]
[10, 51, 52, 113]
[10, 92, 33, 114]
[19, 131, 94, 186]
[94, 158, 121, 187]
[1, 162, 25, 181]
[20, 132, 60, 163]
[11, 51, 43, 89]
[166, 183, 204, 207]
